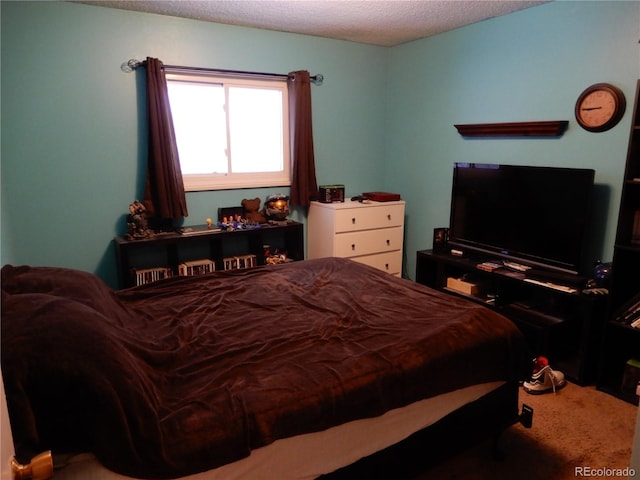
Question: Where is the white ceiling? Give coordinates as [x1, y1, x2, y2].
[78, 0, 548, 47]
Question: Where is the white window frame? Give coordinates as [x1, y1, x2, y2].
[165, 71, 291, 191]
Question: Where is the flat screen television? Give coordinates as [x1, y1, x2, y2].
[448, 163, 595, 276]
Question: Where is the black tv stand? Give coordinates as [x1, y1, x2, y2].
[416, 250, 607, 385]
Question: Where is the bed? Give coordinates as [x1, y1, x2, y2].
[1, 257, 528, 479]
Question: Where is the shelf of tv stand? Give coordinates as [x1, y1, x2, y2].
[416, 249, 608, 385]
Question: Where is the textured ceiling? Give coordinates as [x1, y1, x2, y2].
[78, 0, 548, 47]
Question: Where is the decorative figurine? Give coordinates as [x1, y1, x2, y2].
[219, 214, 247, 231]
[263, 194, 290, 223]
[126, 200, 152, 239]
[242, 198, 266, 224]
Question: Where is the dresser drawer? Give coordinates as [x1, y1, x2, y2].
[334, 204, 404, 233]
[307, 200, 406, 276]
[351, 251, 402, 276]
[334, 227, 404, 257]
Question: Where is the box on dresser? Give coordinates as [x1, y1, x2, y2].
[362, 191, 401, 202]
[318, 185, 345, 203]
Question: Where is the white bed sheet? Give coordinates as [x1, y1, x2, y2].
[53, 381, 504, 480]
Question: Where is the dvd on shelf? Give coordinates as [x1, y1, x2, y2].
[223, 254, 257, 271]
[178, 259, 216, 277]
[132, 266, 173, 286]
[132, 255, 258, 285]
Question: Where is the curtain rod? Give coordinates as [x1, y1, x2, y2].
[121, 58, 324, 85]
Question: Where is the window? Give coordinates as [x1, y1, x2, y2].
[166, 72, 290, 191]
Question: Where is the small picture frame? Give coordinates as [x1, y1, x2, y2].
[218, 206, 244, 222]
[433, 227, 449, 253]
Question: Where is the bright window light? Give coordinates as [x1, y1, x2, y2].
[166, 73, 290, 191]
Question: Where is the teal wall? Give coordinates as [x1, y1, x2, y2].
[1, 1, 638, 286]
[386, 1, 639, 278]
[0, 1, 387, 286]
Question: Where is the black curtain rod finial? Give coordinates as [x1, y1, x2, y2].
[121, 58, 143, 73]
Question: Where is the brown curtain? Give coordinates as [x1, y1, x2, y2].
[143, 57, 188, 220]
[287, 71, 318, 207]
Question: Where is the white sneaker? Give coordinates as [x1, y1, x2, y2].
[523, 364, 566, 394]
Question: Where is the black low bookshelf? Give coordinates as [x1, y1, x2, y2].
[416, 249, 608, 386]
[115, 221, 304, 288]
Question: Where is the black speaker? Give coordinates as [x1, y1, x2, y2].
[433, 227, 449, 253]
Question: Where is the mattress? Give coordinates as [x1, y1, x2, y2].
[52, 381, 505, 480]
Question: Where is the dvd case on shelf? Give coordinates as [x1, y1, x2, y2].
[223, 254, 257, 271]
[178, 259, 216, 277]
[132, 266, 173, 286]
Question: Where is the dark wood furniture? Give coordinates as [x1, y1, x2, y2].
[597, 79, 640, 405]
[453, 120, 569, 137]
[114, 221, 304, 288]
[416, 250, 608, 385]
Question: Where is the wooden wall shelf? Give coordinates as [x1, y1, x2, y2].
[454, 121, 569, 137]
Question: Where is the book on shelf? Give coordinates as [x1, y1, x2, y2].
[633, 210, 640, 245]
[178, 259, 216, 277]
[178, 224, 222, 236]
[615, 295, 640, 327]
[476, 261, 502, 272]
[622, 303, 640, 328]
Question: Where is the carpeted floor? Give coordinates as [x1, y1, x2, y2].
[413, 383, 638, 480]
[323, 382, 638, 480]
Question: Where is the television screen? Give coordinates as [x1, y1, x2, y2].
[448, 163, 595, 275]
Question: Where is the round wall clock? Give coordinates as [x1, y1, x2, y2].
[575, 83, 626, 132]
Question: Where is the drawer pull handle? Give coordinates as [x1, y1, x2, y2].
[387, 214, 391, 220]
[385, 263, 389, 270]
[386, 239, 391, 246]
[352, 218, 356, 224]
[351, 244, 356, 251]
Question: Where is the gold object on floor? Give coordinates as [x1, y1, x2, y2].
[11, 451, 53, 480]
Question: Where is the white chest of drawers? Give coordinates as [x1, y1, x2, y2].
[307, 199, 405, 276]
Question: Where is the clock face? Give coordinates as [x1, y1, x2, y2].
[575, 83, 626, 132]
[578, 90, 616, 127]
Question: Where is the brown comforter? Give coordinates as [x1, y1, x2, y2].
[1, 257, 526, 478]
